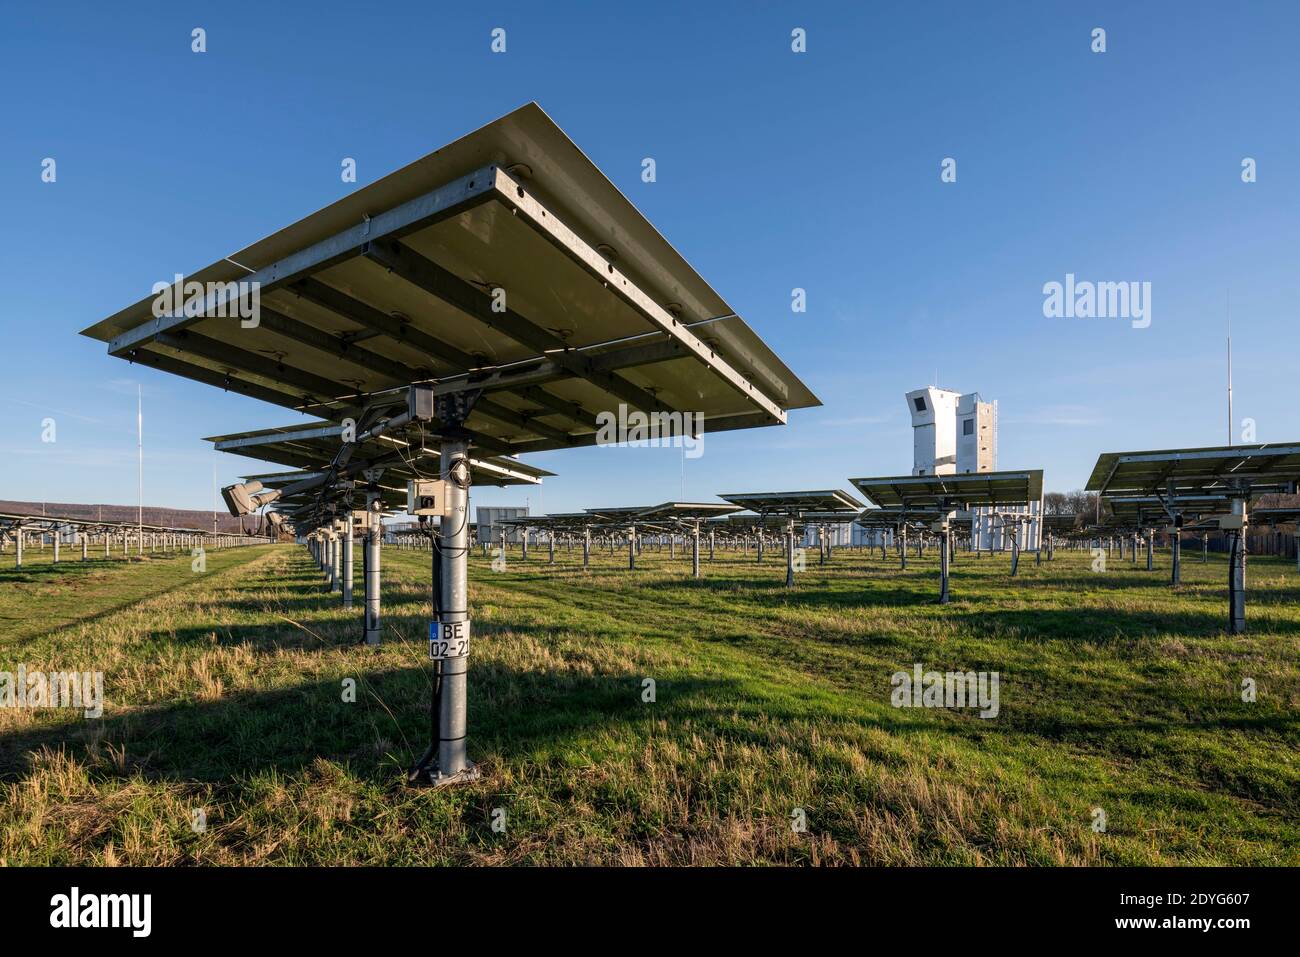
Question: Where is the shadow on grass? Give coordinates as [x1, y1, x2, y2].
[0, 555, 166, 584]
[945, 603, 1300, 640]
[0, 662, 754, 791]
[0, 555, 280, 648]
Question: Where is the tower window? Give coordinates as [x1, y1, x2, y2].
[913, 397, 927, 412]
[963, 418, 974, 435]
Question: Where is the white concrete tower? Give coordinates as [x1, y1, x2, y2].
[906, 386, 1040, 552]
[955, 392, 996, 474]
[905, 387, 961, 475]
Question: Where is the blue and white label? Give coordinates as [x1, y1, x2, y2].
[429, 619, 471, 660]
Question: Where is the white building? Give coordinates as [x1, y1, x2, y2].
[955, 392, 997, 476]
[853, 385, 1039, 551]
[905, 386, 997, 476]
[801, 523, 855, 548]
[906, 387, 962, 475]
[476, 506, 529, 545]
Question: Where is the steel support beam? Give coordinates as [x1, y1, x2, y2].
[108, 167, 500, 356]
[154, 331, 342, 402]
[363, 238, 680, 420]
[495, 166, 786, 422]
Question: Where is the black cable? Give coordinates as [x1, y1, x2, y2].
[429, 458, 473, 558]
[410, 515, 445, 782]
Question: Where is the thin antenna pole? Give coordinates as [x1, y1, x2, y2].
[137, 384, 144, 549]
[1227, 292, 1233, 447]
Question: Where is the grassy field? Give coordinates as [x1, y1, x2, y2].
[1, 537, 1297, 865]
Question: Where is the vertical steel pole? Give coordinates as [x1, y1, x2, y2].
[1228, 500, 1247, 634]
[785, 518, 795, 588]
[364, 520, 381, 645]
[939, 527, 950, 604]
[582, 526, 590, 568]
[437, 437, 474, 782]
[1171, 528, 1181, 586]
[342, 519, 354, 608]
[692, 521, 701, 579]
[628, 526, 636, 571]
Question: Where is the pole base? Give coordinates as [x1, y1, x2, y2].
[407, 759, 480, 789]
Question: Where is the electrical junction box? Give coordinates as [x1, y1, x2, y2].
[408, 383, 437, 421]
[408, 479, 450, 516]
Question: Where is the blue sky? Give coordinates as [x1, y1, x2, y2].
[2, 1, 1297, 516]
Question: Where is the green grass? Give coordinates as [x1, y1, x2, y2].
[1, 538, 1296, 865]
